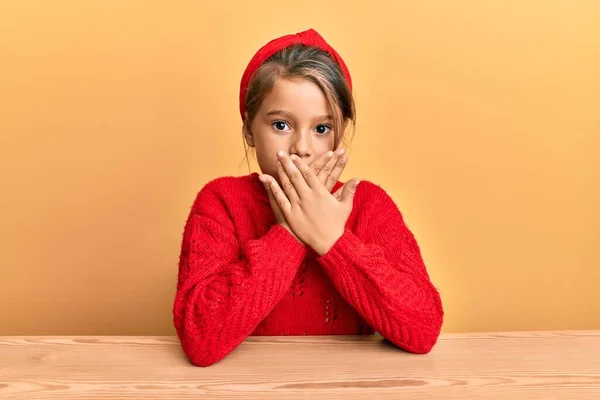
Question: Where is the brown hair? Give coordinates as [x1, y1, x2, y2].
[241, 44, 356, 171]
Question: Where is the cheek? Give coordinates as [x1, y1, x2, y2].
[256, 131, 287, 158]
[254, 136, 277, 159]
[253, 142, 279, 175]
[319, 134, 336, 151]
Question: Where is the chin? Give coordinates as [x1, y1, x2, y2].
[259, 165, 278, 180]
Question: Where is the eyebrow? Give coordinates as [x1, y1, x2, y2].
[266, 109, 332, 120]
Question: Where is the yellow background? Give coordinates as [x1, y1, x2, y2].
[1, 1, 599, 335]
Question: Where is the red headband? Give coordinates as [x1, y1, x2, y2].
[239, 29, 352, 121]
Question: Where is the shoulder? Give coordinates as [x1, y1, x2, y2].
[354, 180, 398, 206]
[195, 174, 248, 195]
[188, 174, 257, 215]
[354, 180, 391, 199]
[352, 179, 406, 223]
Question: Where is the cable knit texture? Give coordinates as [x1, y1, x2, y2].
[173, 173, 444, 366]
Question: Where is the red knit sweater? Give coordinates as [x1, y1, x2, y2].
[173, 173, 444, 366]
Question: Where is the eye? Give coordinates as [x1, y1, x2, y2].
[272, 121, 291, 131]
[315, 125, 331, 135]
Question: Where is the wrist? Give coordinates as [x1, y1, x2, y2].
[279, 222, 304, 244]
[312, 230, 344, 256]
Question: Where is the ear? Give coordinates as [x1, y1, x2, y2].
[243, 114, 255, 147]
[335, 119, 350, 148]
[341, 119, 349, 134]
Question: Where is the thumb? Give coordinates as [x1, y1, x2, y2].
[335, 179, 361, 203]
[262, 177, 286, 224]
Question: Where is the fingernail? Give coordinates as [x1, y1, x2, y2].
[336, 148, 345, 155]
[277, 150, 285, 158]
[258, 175, 268, 183]
[290, 154, 298, 161]
[326, 151, 334, 157]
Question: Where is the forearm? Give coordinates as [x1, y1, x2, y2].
[317, 229, 443, 353]
[174, 224, 306, 366]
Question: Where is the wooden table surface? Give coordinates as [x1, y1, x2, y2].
[1, 331, 600, 399]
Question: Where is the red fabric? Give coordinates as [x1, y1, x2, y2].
[239, 28, 353, 121]
[173, 173, 444, 367]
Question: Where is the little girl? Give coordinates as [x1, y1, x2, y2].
[173, 29, 444, 367]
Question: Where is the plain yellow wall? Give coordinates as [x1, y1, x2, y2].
[1, 1, 599, 335]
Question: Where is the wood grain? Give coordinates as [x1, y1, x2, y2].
[1, 331, 600, 399]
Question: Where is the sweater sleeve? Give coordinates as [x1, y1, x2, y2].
[316, 183, 444, 353]
[173, 182, 307, 367]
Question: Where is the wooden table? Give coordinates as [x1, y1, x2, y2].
[1, 331, 599, 399]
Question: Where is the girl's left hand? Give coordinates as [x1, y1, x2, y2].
[259, 151, 360, 256]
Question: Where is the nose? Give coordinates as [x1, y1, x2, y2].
[289, 130, 312, 159]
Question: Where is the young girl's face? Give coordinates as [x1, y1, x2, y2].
[246, 77, 336, 182]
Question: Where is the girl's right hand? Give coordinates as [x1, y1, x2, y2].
[261, 149, 348, 244]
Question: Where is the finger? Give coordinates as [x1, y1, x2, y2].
[259, 174, 286, 223]
[316, 150, 340, 185]
[332, 184, 342, 200]
[290, 154, 323, 193]
[277, 151, 311, 199]
[332, 182, 345, 200]
[322, 150, 347, 192]
[310, 150, 334, 176]
[265, 175, 292, 216]
[276, 159, 300, 204]
[332, 177, 358, 201]
[339, 178, 361, 205]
